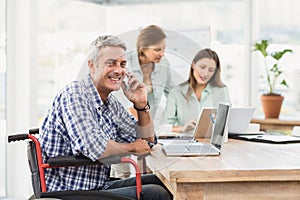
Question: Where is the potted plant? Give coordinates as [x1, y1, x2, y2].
[253, 39, 293, 118]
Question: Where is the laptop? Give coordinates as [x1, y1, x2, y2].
[193, 107, 217, 138]
[157, 107, 217, 139]
[227, 107, 255, 134]
[162, 103, 231, 156]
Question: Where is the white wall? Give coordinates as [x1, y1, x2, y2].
[6, 0, 37, 198]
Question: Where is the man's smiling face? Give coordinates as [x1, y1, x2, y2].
[89, 46, 127, 100]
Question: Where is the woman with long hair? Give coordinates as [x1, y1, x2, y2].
[166, 48, 231, 133]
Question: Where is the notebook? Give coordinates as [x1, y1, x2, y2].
[229, 133, 300, 144]
[227, 107, 256, 134]
[158, 107, 217, 139]
[162, 103, 231, 156]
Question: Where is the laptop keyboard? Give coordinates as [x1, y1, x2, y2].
[164, 143, 219, 154]
[185, 144, 216, 153]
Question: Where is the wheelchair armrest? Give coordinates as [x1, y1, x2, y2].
[47, 154, 122, 167]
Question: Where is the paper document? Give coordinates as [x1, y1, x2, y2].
[236, 134, 300, 143]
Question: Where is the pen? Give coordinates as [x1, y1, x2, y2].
[209, 114, 216, 124]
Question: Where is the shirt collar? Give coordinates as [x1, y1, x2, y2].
[204, 83, 212, 92]
[181, 82, 212, 94]
[129, 52, 157, 73]
[83, 75, 113, 109]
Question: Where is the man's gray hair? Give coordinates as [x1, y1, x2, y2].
[89, 35, 127, 62]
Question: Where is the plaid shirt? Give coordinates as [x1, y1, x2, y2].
[39, 75, 138, 191]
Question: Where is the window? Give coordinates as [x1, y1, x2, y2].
[37, 0, 248, 122]
[256, 0, 300, 117]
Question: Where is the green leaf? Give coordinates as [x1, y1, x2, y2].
[253, 38, 293, 94]
[271, 49, 293, 60]
[274, 70, 282, 77]
[280, 79, 288, 87]
[270, 64, 278, 72]
[253, 39, 269, 57]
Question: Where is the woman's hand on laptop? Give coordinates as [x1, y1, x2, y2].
[172, 120, 197, 133]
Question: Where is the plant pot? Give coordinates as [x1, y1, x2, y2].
[260, 95, 284, 118]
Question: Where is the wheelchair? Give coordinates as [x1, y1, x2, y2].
[8, 128, 144, 200]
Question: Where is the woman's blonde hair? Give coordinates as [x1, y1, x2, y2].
[136, 25, 166, 57]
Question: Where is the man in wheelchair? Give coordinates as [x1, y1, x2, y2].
[38, 35, 172, 200]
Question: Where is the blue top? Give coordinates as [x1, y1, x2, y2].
[126, 52, 173, 108]
[39, 75, 138, 191]
[165, 81, 231, 126]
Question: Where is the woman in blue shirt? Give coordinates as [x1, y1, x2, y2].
[165, 48, 231, 133]
[111, 25, 173, 179]
[126, 25, 173, 121]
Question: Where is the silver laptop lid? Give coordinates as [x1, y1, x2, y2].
[227, 107, 255, 134]
[210, 103, 231, 151]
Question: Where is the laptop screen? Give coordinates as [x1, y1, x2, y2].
[210, 103, 231, 150]
[227, 108, 255, 134]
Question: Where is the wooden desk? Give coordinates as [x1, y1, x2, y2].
[146, 139, 300, 200]
[251, 118, 300, 132]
